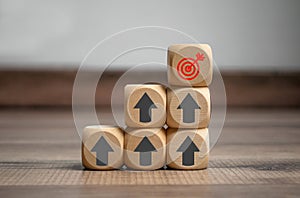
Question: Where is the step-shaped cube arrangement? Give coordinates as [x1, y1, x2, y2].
[82, 44, 212, 170]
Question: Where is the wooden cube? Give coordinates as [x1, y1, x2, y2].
[82, 125, 124, 170]
[168, 44, 213, 87]
[125, 84, 166, 128]
[167, 128, 209, 170]
[167, 87, 210, 128]
[124, 128, 166, 170]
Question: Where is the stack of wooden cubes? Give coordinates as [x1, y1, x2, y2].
[82, 44, 212, 170]
[166, 44, 212, 169]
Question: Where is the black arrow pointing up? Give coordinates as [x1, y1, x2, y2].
[134, 93, 157, 123]
[134, 136, 157, 166]
[177, 93, 200, 123]
[91, 136, 114, 166]
[177, 136, 200, 166]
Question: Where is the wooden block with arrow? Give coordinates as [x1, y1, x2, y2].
[167, 87, 210, 128]
[167, 128, 209, 170]
[125, 84, 166, 128]
[124, 128, 166, 170]
[168, 44, 213, 87]
[82, 125, 124, 170]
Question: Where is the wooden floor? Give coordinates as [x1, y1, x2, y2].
[0, 108, 299, 197]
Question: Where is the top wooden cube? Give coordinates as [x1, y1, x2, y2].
[168, 44, 213, 87]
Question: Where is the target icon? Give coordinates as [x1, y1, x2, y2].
[176, 52, 205, 81]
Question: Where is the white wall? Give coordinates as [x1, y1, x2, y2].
[0, 0, 299, 70]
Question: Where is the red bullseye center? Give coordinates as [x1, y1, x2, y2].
[186, 65, 191, 72]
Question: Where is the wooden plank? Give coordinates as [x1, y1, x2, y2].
[0, 185, 299, 198]
[0, 108, 299, 197]
[0, 70, 299, 107]
[0, 108, 299, 185]
[0, 159, 299, 185]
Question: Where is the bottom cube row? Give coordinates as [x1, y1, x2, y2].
[82, 126, 209, 171]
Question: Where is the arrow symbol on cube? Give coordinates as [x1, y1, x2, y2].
[177, 93, 200, 123]
[134, 136, 157, 166]
[177, 136, 200, 166]
[134, 93, 157, 123]
[91, 136, 114, 166]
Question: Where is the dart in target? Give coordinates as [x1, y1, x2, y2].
[176, 52, 205, 81]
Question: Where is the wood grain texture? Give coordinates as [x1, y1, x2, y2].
[0, 158, 299, 185]
[125, 84, 166, 128]
[0, 185, 299, 198]
[168, 44, 213, 87]
[0, 108, 299, 197]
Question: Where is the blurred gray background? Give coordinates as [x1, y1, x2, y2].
[0, 0, 300, 70]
